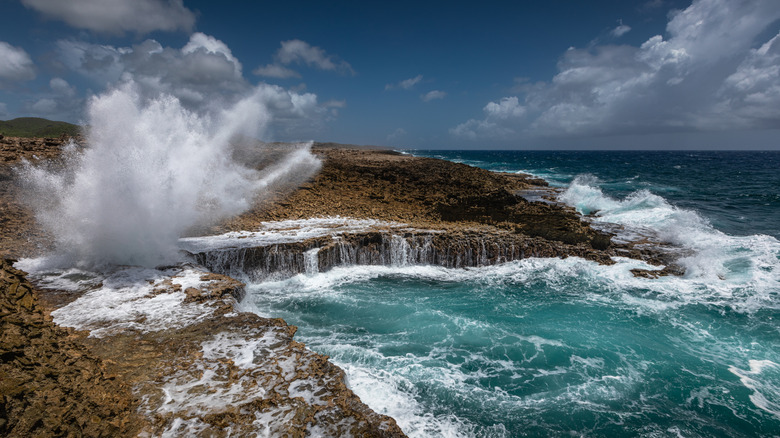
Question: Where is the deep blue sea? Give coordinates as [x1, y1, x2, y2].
[246, 151, 780, 437]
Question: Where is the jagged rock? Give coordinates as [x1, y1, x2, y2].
[0, 259, 142, 437]
[10, 262, 406, 437]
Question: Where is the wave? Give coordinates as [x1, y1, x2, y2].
[245, 250, 779, 436]
[559, 175, 780, 301]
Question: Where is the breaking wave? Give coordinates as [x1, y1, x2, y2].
[20, 81, 320, 267]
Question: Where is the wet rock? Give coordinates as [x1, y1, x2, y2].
[191, 226, 618, 282]
[0, 259, 142, 437]
[630, 264, 686, 278]
[18, 264, 405, 437]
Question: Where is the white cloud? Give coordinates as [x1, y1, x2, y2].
[57, 34, 245, 111]
[452, 0, 780, 141]
[611, 22, 631, 38]
[0, 41, 35, 84]
[253, 63, 301, 79]
[56, 34, 336, 138]
[50, 77, 76, 97]
[183, 33, 242, 76]
[421, 90, 447, 102]
[717, 30, 780, 127]
[484, 96, 525, 118]
[322, 99, 346, 117]
[274, 39, 354, 75]
[21, 0, 195, 35]
[31, 98, 57, 114]
[0, 102, 8, 118]
[253, 40, 353, 79]
[386, 74, 423, 90]
[18, 78, 84, 120]
[451, 97, 526, 139]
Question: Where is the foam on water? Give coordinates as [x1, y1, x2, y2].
[179, 216, 405, 253]
[729, 360, 780, 418]
[16, 257, 219, 337]
[245, 245, 780, 436]
[20, 81, 320, 268]
[559, 175, 780, 311]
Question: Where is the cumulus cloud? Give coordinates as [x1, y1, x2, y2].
[255, 39, 354, 78]
[0, 41, 36, 85]
[253, 64, 301, 79]
[277, 40, 354, 73]
[57, 33, 245, 111]
[50, 77, 76, 97]
[450, 97, 525, 139]
[56, 33, 335, 138]
[183, 33, 242, 76]
[21, 77, 83, 120]
[452, 0, 780, 141]
[21, 0, 195, 35]
[718, 30, 780, 127]
[386, 74, 423, 90]
[421, 90, 446, 102]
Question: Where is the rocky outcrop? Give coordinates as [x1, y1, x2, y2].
[7, 261, 406, 437]
[0, 259, 141, 437]
[217, 146, 613, 251]
[192, 228, 616, 282]
[0, 134, 78, 164]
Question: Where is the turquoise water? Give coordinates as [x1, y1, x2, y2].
[246, 151, 780, 437]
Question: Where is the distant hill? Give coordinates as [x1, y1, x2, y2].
[0, 117, 81, 138]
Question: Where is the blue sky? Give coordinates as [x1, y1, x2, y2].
[1, 0, 780, 149]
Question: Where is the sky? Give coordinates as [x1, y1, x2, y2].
[1, 0, 780, 149]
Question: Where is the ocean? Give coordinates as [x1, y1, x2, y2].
[243, 151, 780, 437]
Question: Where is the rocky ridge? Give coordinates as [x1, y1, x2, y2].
[221, 146, 612, 250]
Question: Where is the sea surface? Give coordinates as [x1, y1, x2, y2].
[244, 151, 780, 437]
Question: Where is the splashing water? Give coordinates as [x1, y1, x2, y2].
[21, 82, 320, 267]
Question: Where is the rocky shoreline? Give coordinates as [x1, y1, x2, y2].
[0, 137, 679, 436]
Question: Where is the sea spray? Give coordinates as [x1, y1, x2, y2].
[20, 82, 320, 267]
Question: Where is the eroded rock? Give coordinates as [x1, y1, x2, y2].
[0, 259, 142, 437]
[19, 263, 406, 437]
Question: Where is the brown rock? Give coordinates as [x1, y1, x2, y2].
[0, 259, 143, 437]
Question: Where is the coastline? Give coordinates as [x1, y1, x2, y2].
[0, 137, 679, 436]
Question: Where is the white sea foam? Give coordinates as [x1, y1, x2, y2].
[20, 81, 320, 268]
[729, 360, 780, 418]
[179, 216, 406, 252]
[243, 241, 779, 434]
[248, 250, 777, 314]
[17, 258, 222, 337]
[558, 175, 780, 312]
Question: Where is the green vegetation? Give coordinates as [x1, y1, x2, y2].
[0, 117, 80, 138]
